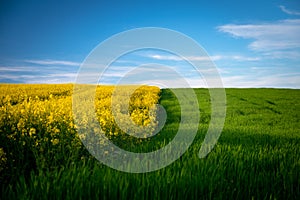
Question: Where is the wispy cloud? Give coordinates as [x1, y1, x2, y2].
[1, 63, 299, 88]
[262, 50, 300, 59]
[224, 55, 260, 61]
[0, 71, 77, 83]
[150, 55, 182, 61]
[102, 70, 300, 88]
[0, 66, 37, 72]
[222, 73, 300, 88]
[279, 5, 300, 16]
[149, 54, 260, 62]
[25, 59, 81, 66]
[149, 54, 222, 61]
[218, 19, 300, 52]
[0, 59, 81, 83]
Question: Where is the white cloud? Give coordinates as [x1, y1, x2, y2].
[150, 55, 182, 61]
[107, 71, 300, 88]
[262, 50, 300, 59]
[279, 5, 300, 16]
[24, 73, 77, 83]
[0, 72, 77, 83]
[187, 55, 223, 61]
[0, 66, 37, 72]
[222, 73, 300, 88]
[149, 54, 222, 61]
[226, 55, 260, 61]
[25, 59, 81, 66]
[148, 54, 261, 62]
[218, 19, 300, 52]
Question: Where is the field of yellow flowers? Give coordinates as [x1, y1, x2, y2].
[0, 84, 160, 184]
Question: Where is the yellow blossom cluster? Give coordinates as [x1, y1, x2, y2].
[0, 84, 161, 172]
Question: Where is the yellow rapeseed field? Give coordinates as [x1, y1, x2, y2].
[0, 84, 160, 173]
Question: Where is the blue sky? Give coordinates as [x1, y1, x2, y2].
[0, 0, 299, 88]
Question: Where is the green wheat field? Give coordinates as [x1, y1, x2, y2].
[0, 84, 299, 199]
